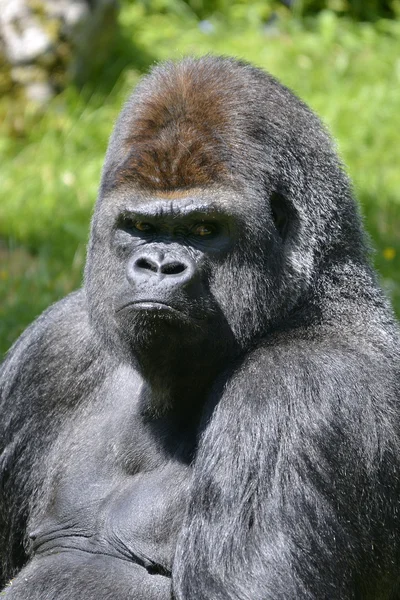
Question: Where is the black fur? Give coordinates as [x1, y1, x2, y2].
[1, 56, 400, 599]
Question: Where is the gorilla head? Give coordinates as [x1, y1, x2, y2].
[85, 57, 364, 375]
[84, 57, 365, 386]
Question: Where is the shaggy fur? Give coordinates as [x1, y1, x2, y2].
[1, 56, 400, 600]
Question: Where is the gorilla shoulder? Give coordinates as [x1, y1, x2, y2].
[0, 289, 111, 418]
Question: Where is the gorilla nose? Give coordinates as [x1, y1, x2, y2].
[129, 251, 196, 286]
[135, 256, 187, 276]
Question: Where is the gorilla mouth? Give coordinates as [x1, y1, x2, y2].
[116, 301, 205, 326]
[117, 301, 185, 317]
[133, 301, 179, 313]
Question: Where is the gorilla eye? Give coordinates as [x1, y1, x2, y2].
[192, 223, 216, 237]
[133, 221, 154, 233]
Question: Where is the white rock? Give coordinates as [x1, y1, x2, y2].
[26, 81, 54, 103]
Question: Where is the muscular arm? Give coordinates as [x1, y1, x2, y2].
[0, 291, 108, 585]
[4, 554, 171, 600]
[0, 291, 182, 599]
[174, 334, 400, 600]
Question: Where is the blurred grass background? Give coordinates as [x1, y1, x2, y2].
[1, 0, 400, 357]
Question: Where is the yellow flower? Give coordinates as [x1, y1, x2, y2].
[383, 247, 396, 261]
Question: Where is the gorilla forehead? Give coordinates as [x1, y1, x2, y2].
[101, 56, 328, 195]
[108, 60, 235, 191]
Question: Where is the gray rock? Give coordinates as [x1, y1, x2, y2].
[0, 0, 118, 101]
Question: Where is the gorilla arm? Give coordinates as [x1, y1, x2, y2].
[4, 554, 171, 600]
[174, 332, 400, 600]
[0, 291, 173, 600]
[0, 290, 104, 586]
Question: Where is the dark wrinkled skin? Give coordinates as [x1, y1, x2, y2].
[1, 56, 400, 600]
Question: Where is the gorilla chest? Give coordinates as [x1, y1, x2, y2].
[82, 463, 189, 573]
[32, 385, 192, 574]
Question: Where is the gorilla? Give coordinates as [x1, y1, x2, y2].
[1, 56, 400, 600]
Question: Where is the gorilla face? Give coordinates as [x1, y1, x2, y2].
[86, 184, 291, 365]
[113, 194, 234, 327]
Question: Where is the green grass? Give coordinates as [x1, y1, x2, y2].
[1, 4, 400, 357]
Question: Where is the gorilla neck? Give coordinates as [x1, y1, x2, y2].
[132, 330, 237, 415]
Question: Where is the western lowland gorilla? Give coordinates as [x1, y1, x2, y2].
[1, 56, 400, 599]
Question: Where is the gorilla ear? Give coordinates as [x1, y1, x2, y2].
[270, 191, 293, 240]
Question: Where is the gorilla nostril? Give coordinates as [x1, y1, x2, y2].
[133, 256, 189, 278]
[161, 262, 187, 276]
[136, 257, 158, 273]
